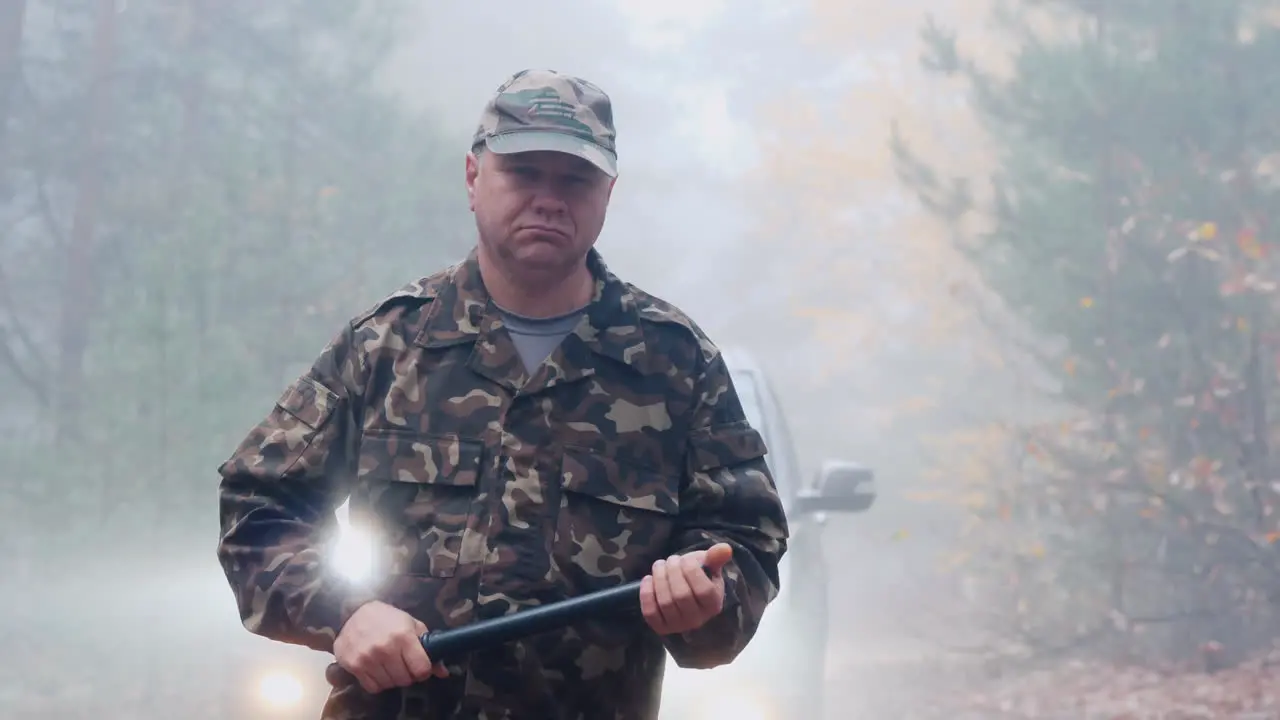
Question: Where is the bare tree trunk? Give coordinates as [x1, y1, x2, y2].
[154, 0, 206, 539]
[55, 0, 117, 449]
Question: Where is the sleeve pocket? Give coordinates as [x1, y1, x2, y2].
[224, 376, 341, 478]
[687, 421, 768, 472]
[277, 375, 339, 430]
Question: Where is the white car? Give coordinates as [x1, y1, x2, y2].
[226, 348, 876, 719]
[654, 349, 876, 720]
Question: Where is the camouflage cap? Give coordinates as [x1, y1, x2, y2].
[472, 68, 618, 177]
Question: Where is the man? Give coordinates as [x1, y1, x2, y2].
[216, 68, 789, 719]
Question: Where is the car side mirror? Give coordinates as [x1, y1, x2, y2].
[793, 460, 876, 516]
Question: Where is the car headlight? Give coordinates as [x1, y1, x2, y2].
[257, 670, 305, 709]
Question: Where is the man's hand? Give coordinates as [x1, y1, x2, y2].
[333, 601, 448, 694]
[640, 542, 734, 636]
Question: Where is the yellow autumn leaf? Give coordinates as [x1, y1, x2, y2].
[890, 529, 910, 542]
[1027, 543, 1046, 558]
[1079, 296, 1094, 308]
[1197, 222, 1218, 240]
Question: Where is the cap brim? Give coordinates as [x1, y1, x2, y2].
[484, 132, 618, 177]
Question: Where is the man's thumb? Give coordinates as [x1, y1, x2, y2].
[703, 542, 733, 572]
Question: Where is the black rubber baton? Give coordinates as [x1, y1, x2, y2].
[325, 566, 713, 687]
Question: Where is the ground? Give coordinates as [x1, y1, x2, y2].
[824, 636, 1280, 719]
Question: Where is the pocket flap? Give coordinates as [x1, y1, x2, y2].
[358, 432, 483, 487]
[561, 448, 678, 515]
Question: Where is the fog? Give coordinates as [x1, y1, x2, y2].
[5, 0, 1280, 718]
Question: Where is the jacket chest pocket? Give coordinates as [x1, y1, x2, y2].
[358, 432, 484, 578]
[554, 447, 680, 591]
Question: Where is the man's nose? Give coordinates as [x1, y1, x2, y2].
[529, 185, 569, 215]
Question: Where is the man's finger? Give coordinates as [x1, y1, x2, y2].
[639, 575, 658, 619]
[652, 559, 681, 630]
[355, 670, 380, 695]
[382, 651, 415, 688]
[364, 663, 394, 694]
[639, 575, 667, 634]
[411, 619, 446, 678]
[683, 553, 721, 614]
[702, 543, 734, 573]
[402, 635, 433, 682]
[666, 554, 701, 626]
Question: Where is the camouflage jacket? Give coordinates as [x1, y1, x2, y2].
[216, 249, 790, 719]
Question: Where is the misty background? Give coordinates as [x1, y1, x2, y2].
[6, 0, 1280, 718]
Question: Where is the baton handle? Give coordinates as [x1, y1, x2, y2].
[324, 565, 711, 688]
[324, 579, 641, 687]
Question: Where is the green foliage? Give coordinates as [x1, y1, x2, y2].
[897, 0, 1280, 664]
[0, 0, 473, 553]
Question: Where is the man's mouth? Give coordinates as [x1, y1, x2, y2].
[520, 225, 570, 239]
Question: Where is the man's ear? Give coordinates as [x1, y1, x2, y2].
[465, 151, 481, 211]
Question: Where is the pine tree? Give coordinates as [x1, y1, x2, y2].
[896, 0, 1280, 666]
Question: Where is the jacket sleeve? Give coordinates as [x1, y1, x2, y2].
[215, 321, 375, 654]
[662, 351, 791, 669]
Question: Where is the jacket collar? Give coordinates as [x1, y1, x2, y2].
[414, 247, 655, 392]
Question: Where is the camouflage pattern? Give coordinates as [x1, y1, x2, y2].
[472, 68, 618, 177]
[216, 249, 790, 719]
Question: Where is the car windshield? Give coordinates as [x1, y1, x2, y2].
[729, 365, 800, 502]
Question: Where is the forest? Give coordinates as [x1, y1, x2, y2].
[6, 0, 1280, 717]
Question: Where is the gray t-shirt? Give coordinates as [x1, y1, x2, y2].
[496, 304, 586, 375]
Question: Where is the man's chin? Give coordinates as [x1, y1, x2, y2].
[509, 246, 581, 275]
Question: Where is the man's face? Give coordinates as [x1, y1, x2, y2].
[465, 148, 615, 281]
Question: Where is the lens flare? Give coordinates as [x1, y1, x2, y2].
[332, 526, 373, 583]
[258, 670, 304, 708]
